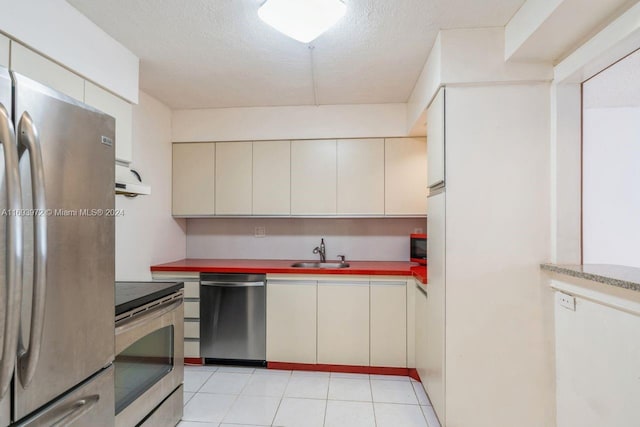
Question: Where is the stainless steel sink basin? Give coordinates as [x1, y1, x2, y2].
[290, 262, 350, 269]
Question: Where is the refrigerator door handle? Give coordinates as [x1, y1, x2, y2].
[47, 394, 100, 427]
[16, 111, 48, 388]
[0, 103, 24, 398]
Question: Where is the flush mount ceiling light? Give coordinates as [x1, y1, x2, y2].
[258, 0, 347, 44]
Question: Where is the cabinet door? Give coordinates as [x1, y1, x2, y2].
[253, 140, 290, 215]
[172, 143, 215, 216]
[370, 280, 407, 367]
[427, 87, 445, 187]
[215, 142, 252, 215]
[415, 283, 428, 381]
[385, 138, 427, 215]
[291, 140, 337, 215]
[10, 42, 84, 102]
[555, 293, 640, 427]
[0, 34, 8, 68]
[425, 191, 445, 420]
[84, 81, 133, 163]
[266, 280, 317, 364]
[337, 139, 384, 215]
[317, 281, 369, 365]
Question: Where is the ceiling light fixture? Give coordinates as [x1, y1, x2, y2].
[258, 0, 347, 44]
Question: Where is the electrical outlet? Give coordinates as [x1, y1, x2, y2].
[414, 228, 423, 234]
[254, 226, 266, 238]
[558, 293, 575, 311]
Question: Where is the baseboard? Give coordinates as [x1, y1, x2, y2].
[184, 357, 203, 365]
[267, 361, 420, 380]
[408, 368, 421, 382]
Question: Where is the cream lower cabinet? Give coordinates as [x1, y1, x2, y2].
[555, 288, 640, 427]
[152, 271, 201, 358]
[266, 279, 317, 364]
[172, 143, 215, 216]
[370, 280, 407, 367]
[317, 279, 370, 366]
[414, 283, 428, 382]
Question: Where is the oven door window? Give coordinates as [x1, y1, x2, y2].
[115, 325, 174, 414]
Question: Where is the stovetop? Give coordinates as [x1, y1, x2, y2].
[115, 281, 184, 316]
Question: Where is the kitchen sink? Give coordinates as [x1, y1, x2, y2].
[290, 262, 350, 269]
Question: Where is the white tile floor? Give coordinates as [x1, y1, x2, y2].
[179, 365, 441, 427]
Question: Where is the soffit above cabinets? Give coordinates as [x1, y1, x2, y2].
[66, 0, 526, 109]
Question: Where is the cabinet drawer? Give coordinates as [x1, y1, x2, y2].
[184, 281, 200, 299]
[184, 340, 200, 358]
[184, 321, 200, 339]
[184, 301, 200, 318]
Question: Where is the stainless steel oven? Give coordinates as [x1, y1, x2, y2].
[114, 288, 184, 427]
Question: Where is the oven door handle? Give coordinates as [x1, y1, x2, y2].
[115, 300, 182, 336]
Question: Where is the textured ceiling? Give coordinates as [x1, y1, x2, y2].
[67, 0, 526, 109]
[584, 48, 640, 109]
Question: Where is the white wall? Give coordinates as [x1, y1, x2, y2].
[445, 83, 554, 427]
[186, 218, 424, 261]
[583, 107, 640, 267]
[406, 28, 552, 134]
[116, 91, 186, 280]
[0, 0, 139, 102]
[172, 103, 409, 142]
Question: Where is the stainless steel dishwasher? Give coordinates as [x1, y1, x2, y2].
[200, 273, 267, 364]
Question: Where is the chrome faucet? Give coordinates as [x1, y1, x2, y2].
[313, 238, 326, 263]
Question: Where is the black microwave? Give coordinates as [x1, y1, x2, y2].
[410, 234, 427, 265]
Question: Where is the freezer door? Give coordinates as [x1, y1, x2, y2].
[0, 65, 11, 427]
[12, 73, 115, 420]
[15, 365, 114, 426]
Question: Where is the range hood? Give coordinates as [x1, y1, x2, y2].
[115, 164, 151, 196]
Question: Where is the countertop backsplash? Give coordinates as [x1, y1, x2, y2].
[186, 217, 425, 261]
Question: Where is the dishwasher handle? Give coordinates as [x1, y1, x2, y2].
[201, 281, 265, 287]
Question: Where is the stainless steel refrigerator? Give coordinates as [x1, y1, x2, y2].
[0, 65, 115, 426]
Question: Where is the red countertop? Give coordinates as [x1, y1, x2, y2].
[151, 259, 427, 284]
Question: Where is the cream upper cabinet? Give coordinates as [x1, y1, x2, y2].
[215, 141, 252, 215]
[337, 139, 384, 215]
[0, 34, 8, 68]
[266, 279, 317, 364]
[253, 140, 290, 215]
[291, 140, 337, 215]
[317, 280, 369, 365]
[427, 87, 445, 187]
[84, 81, 133, 164]
[172, 143, 215, 216]
[10, 42, 84, 102]
[370, 280, 407, 367]
[385, 137, 427, 216]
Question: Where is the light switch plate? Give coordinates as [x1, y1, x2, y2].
[558, 293, 576, 311]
